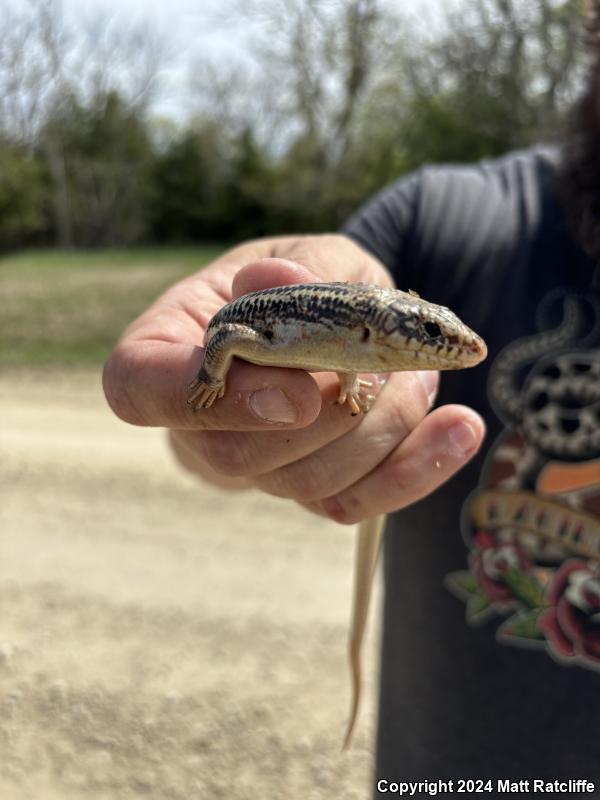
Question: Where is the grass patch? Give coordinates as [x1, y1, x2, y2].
[0, 246, 225, 366]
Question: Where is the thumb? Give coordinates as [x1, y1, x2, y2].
[232, 258, 322, 298]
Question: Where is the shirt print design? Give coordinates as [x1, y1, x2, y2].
[446, 289, 600, 669]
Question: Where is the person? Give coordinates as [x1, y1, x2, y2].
[103, 12, 600, 795]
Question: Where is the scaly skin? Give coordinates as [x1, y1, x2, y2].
[187, 281, 487, 747]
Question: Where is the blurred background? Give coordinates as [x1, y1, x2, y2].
[0, 0, 589, 798]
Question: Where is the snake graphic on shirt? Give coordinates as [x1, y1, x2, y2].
[446, 289, 600, 669]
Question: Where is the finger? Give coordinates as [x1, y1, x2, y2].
[271, 233, 393, 286]
[232, 258, 321, 297]
[169, 430, 253, 490]
[103, 340, 323, 430]
[253, 370, 437, 499]
[306, 405, 485, 524]
[174, 371, 380, 477]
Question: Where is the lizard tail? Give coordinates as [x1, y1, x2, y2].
[341, 514, 385, 751]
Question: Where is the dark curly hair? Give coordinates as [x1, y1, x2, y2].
[559, 1, 600, 262]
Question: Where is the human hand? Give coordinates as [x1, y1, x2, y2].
[103, 234, 485, 523]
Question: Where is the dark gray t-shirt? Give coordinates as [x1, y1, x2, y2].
[343, 147, 600, 792]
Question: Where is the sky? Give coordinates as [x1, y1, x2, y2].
[58, 0, 450, 68]
[59, 0, 248, 118]
[5, 0, 452, 123]
[61, 0, 241, 58]
[2, 0, 255, 120]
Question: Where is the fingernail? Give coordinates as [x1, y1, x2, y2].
[447, 421, 477, 458]
[417, 370, 439, 407]
[249, 387, 298, 424]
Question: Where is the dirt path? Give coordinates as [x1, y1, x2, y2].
[0, 368, 379, 799]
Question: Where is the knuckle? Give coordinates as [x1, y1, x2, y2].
[271, 459, 332, 502]
[389, 455, 428, 498]
[199, 431, 254, 477]
[322, 493, 364, 525]
[169, 432, 205, 477]
[317, 233, 347, 250]
[298, 499, 331, 520]
[102, 352, 145, 426]
[389, 466, 411, 497]
[386, 379, 427, 434]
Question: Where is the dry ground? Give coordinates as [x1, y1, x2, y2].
[0, 367, 379, 799]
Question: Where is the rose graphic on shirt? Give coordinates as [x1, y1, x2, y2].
[539, 560, 600, 667]
[470, 531, 533, 606]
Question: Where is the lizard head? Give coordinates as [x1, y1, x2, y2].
[370, 290, 487, 371]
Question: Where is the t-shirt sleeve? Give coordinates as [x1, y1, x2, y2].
[341, 150, 555, 306]
[341, 171, 424, 285]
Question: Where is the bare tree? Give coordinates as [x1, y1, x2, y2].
[189, 0, 401, 167]
[403, 0, 587, 147]
[0, 0, 66, 145]
[0, 0, 73, 244]
[67, 12, 167, 114]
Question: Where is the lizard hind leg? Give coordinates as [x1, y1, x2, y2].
[336, 372, 375, 415]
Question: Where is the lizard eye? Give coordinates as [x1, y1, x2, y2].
[423, 321, 441, 339]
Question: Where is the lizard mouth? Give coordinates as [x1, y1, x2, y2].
[374, 330, 487, 369]
[417, 336, 487, 368]
[461, 335, 488, 364]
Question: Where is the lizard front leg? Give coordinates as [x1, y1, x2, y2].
[188, 324, 274, 410]
[336, 372, 375, 415]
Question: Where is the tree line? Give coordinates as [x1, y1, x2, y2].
[0, 0, 587, 251]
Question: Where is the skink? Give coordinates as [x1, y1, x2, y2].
[187, 281, 487, 748]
